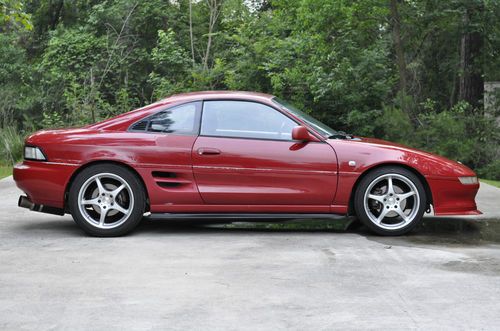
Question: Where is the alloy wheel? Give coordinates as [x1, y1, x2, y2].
[77, 173, 134, 229]
[363, 173, 420, 230]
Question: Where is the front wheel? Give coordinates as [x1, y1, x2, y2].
[68, 164, 146, 236]
[354, 167, 427, 236]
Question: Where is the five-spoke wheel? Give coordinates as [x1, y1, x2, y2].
[78, 173, 134, 229]
[354, 167, 426, 235]
[69, 164, 146, 236]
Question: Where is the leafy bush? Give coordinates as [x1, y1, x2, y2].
[148, 29, 192, 99]
[0, 126, 24, 166]
[375, 105, 414, 144]
[41, 111, 65, 129]
[414, 104, 474, 164]
[478, 160, 500, 180]
[345, 109, 380, 137]
[366, 100, 499, 176]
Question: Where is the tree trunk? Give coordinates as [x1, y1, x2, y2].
[389, 0, 407, 97]
[203, 2, 214, 70]
[90, 67, 96, 123]
[203, 0, 222, 71]
[50, 0, 65, 30]
[458, 7, 484, 111]
[189, 0, 195, 65]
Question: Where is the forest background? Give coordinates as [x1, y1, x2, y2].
[0, 0, 499, 180]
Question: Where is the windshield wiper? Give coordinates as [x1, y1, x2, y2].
[329, 131, 353, 139]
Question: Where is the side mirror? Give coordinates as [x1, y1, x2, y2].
[292, 126, 311, 142]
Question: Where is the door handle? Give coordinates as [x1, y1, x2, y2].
[197, 148, 221, 155]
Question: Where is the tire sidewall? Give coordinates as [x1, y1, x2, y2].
[354, 167, 427, 236]
[69, 164, 146, 237]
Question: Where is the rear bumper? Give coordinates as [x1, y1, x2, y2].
[427, 176, 481, 216]
[13, 161, 78, 209]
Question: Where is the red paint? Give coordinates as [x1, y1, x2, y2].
[13, 91, 480, 216]
[192, 136, 337, 206]
[291, 125, 312, 141]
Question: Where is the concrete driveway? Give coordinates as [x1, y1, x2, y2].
[1, 176, 500, 330]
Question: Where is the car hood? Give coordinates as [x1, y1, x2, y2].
[348, 137, 437, 156]
[327, 136, 476, 177]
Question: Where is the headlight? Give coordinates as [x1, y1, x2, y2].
[458, 176, 478, 185]
[24, 146, 47, 161]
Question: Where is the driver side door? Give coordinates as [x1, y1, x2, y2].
[191, 100, 338, 210]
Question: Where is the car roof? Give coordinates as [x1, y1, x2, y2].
[88, 91, 276, 131]
[158, 90, 275, 103]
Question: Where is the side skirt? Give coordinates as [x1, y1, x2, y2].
[146, 213, 347, 222]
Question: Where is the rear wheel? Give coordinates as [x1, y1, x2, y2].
[354, 167, 426, 236]
[69, 164, 146, 236]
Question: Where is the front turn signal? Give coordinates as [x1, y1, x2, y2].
[458, 176, 478, 185]
[24, 146, 47, 161]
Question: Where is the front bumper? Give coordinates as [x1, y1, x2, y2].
[13, 161, 78, 209]
[426, 176, 481, 216]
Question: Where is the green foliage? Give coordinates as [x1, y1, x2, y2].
[41, 27, 107, 83]
[414, 103, 474, 164]
[0, 33, 37, 127]
[481, 178, 500, 188]
[0, 0, 498, 174]
[41, 111, 64, 128]
[0, 166, 12, 179]
[0, 0, 32, 30]
[485, 0, 500, 81]
[375, 105, 414, 144]
[0, 126, 24, 166]
[148, 29, 192, 99]
[478, 161, 500, 181]
[39, 27, 109, 124]
[345, 109, 380, 138]
[351, 99, 500, 174]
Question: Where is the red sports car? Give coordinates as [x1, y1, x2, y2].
[14, 91, 481, 236]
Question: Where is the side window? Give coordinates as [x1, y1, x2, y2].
[201, 101, 297, 140]
[130, 102, 200, 135]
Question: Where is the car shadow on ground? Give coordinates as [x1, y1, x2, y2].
[366, 217, 500, 247]
[17, 216, 500, 247]
[134, 216, 500, 246]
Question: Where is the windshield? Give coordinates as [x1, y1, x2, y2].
[272, 97, 338, 138]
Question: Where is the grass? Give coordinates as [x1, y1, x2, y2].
[481, 178, 500, 188]
[0, 166, 12, 179]
[0, 126, 24, 165]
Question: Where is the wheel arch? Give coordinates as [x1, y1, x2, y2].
[64, 160, 150, 213]
[348, 162, 433, 215]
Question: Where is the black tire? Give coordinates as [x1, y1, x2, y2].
[68, 164, 146, 237]
[354, 166, 427, 236]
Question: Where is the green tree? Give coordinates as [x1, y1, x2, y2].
[0, 0, 32, 31]
[0, 0, 497, 176]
